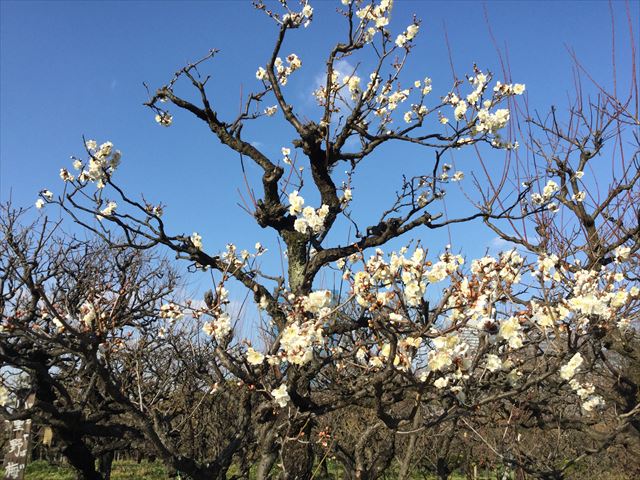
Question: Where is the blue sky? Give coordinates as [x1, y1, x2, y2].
[1, 0, 638, 305]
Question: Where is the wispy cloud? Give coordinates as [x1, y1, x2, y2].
[300, 59, 360, 123]
[487, 236, 512, 254]
[312, 58, 357, 91]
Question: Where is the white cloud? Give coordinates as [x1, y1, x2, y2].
[313, 59, 357, 92]
[488, 236, 512, 253]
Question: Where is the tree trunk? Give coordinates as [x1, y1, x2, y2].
[436, 457, 451, 480]
[398, 409, 421, 480]
[98, 451, 114, 480]
[256, 450, 278, 480]
[61, 440, 103, 480]
[280, 419, 315, 479]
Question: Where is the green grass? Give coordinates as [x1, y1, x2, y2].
[1, 460, 633, 480]
[1, 460, 170, 480]
[0, 461, 470, 480]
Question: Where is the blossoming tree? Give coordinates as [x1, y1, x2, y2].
[3, 1, 639, 479]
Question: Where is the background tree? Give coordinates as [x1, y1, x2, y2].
[2, 1, 638, 479]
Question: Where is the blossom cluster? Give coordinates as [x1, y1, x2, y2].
[245, 289, 333, 368]
[36, 189, 53, 209]
[257, 53, 302, 86]
[444, 72, 524, 140]
[99, 201, 117, 218]
[288, 190, 330, 234]
[531, 179, 560, 211]
[159, 302, 184, 321]
[323, 244, 634, 412]
[155, 112, 173, 127]
[315, 62, 521, 147]
[395, 23, 419, 48]
[202, 312, 232, 342]
[348, 246, 465, 309]
[280, 1, 314, 29]
[72, 140, 122, 189]
[560, 353, 605, 412]
[355, 0, 393, 30]
[564, 266, 636, 329]
[38, 139, 122, 212]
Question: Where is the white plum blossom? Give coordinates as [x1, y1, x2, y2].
[190, 232, 203, 250]
[294, 218, 309, 234]
[572, 191, 586, 202]
[454, 101, 468, 120]
[344, 75, 362, 100]
[355, 347, 367, 362]
[80, 302, 96, 327]
[0, 385, 7, 407]
[288, 190, 305, 215]
[282, 147, 292, 165]
[155, 112, 173, 127]
[512, 83, 526, 95]
[536, 254, 561, 282]
[290, 199, 329, 235]
[280, 321, 322, 365]
[560, 353, 583, 380]
[272, 54, 303, 85]
[394, 23, 419, 48]
[507, 368, 523, 386]
[498, 316, 523, 349]
[613, 245, 630, 263]
[356, 0, 393, 28]
[287, 54, 301, 71]
[74, 140, 121, 189]
[302, 290, 332, 314]
[202, 312, 232, 342]
[271, 384, 290, 408]
[264, 105, 278, 116]
[434, 377, 449, 389]
[451, 171, 464, 182]
[422, 77, 433, 95]
[476, 108, 509, 133]
[485, 354, 502, 372]
[160, 303, 183, 320]
[582, 395, 604, 412]
[246, 347, 265, 365]
[494, 81, 526, 96]
[395, 34, 407, 48]
[542, 180, 559, 199]
[60, 168, 74, 182]
[99, 201, 117, 217]
[427, 335, 466, 372]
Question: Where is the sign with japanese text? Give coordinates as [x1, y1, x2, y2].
[3, 393, 34, 480]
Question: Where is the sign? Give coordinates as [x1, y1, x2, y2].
[3, 393, 35, 480]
